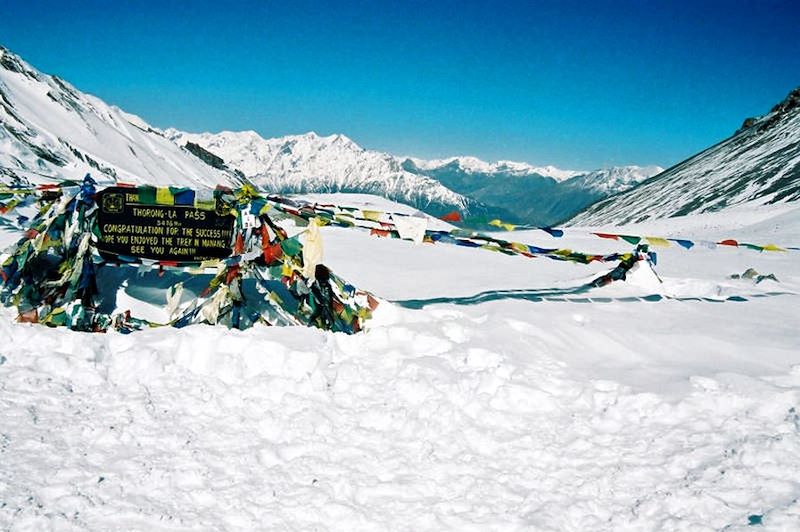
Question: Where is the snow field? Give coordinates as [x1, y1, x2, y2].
[2, 299, 799, 530]
[1, 200, 800, 530]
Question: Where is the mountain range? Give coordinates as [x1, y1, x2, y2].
[167, 128, 661, 225]
[0, 45, 660, 226]
[4, 44, 796, 229]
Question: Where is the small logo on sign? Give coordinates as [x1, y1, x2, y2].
[103, 193, 124, 214]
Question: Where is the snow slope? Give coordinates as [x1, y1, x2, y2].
[571, 87, 800, 225]
[0, 46, 239, 188]
[2, 195, 799, 531]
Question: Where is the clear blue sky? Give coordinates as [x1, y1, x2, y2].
[1, 0, 799, 169]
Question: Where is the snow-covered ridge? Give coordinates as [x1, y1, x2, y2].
[0, 46, 240, 188]
[166, 129, 475, 215]
[562, 165, 664, 195]
[406, 155, 584, 181]
[570, 87, 800, 225]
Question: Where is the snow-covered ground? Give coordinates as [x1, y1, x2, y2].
[1, 196, 799, 531]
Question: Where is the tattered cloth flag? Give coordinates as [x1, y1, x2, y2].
[439, 211, 462, 222]
[393, 215, 427, 244]
[302, 218, 324, 279]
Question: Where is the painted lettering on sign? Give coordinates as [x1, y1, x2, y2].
[96, 187, 235, 262]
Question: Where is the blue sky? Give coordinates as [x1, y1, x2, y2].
[1, 0, 799, 169]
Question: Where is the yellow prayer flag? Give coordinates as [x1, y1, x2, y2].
[362, 210, 381, 221]
[645, 237, 671, 248]
[488, 219, 516, 231]
[155, 187, 174, 205]
[762, 244, 787, 252]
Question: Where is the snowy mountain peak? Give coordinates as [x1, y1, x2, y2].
[563, 165, 664, 195]
[167, 128, 475, 215]
[169, 126, 664, 225]
[407, 155, 583, 181]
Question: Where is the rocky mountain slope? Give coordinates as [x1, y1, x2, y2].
[570, 87, 800, 225]
[0, 46, 242, 189]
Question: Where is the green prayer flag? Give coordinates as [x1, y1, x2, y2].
[280, 237, 302, 257]
[620, 235, 641, 245]
[138, 186, 157, 205]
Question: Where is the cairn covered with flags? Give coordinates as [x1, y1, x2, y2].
[0, 175, 377, 333]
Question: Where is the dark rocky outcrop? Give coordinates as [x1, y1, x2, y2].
[184, 141, 227, 170]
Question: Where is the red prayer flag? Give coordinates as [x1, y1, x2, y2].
[233, 233, 245, 254]
[718, 239, 739, 246]
[366, 293, 380, 310]
[593, 233, 619, 240]
[226, 264, 241, 284]
[439, 211, 462, 222]
[263, 242, 283, 264]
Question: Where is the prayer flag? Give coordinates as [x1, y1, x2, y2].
[670, 239, 694, 250]
[645, 237, 671, 248]
[439, 211, 462, 222]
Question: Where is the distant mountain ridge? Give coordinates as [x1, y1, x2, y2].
[169, 128, 661, 225]
[405, 156, 584, 181]
[569, 87, 800, 225]
[401, 156, 660, 225]
[164, 129, 488, 219]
